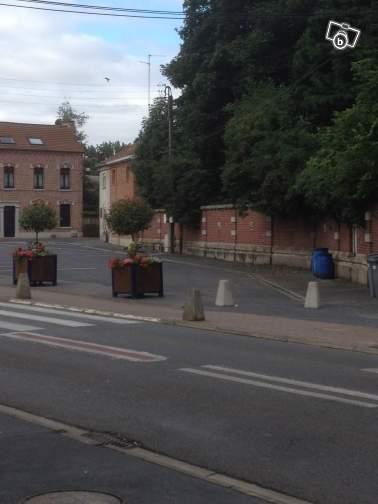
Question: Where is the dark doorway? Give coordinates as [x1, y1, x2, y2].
[60, 204, 71, 227]
[4, 206, 15, 237]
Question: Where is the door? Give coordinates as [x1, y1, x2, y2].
[59, 204, 71, 227]
[4, 206, 15, 237]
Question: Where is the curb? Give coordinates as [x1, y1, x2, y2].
[163, 319, 378, 356]
[8, 298, 378, 357]
[0, 403, 312, 504]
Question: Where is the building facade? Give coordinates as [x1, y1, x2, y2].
[99, 145, 136, 243]
[0, 121, 84, 238]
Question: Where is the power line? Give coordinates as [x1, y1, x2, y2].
[12, 0, 184, 15]
[0, 2, 184, 18]
[0, 76, 163, 89]
[1, 92, 153, 100]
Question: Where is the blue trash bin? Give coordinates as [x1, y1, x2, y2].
[311, 248, 329, 274]
[312, 249, 335, 279]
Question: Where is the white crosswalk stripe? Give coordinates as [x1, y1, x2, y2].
[0, 309, 93, 328]
[0, 320, 42, 332]
[0, 302, 138, 325]
[0, 302, 141, 332]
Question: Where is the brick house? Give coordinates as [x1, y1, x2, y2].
[99, 145, 136, 243]
[0, 121, 84, 238]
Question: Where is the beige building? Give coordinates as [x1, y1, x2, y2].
[99, 145, 136, 244]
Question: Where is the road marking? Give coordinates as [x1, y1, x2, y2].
[0, 321, 42, 332]
[179, 368, 378, 408]
[0, 302, 139, 325]
[362, 368, 378, 374]
[10, 299, 161, 323]
[1, 332, 167, 362]
[0, 309, 93, 328]
[203, 365, 378, 402]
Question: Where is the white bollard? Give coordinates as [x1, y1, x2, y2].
[183, 289, 205, 321]
[215, 279, 234, 307]
[16, 272, 31, 300]
[304, 281, 320, 309]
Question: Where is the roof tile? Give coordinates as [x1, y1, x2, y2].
[0, 121, 84, 153]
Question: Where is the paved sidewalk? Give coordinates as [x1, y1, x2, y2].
[1, 284, 378, 355]
[0, 411, 262, 504]
[1, 238, 378, 355]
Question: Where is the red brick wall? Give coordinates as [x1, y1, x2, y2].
[141, 204, 378, 282]
[0, 149, 83, 235]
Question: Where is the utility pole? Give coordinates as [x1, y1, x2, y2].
[165, 85, 173, 161]
[165, 85, 176, 253]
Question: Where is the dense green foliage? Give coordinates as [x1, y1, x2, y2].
[135, 0, 377, 224]
[85, 141, 130, 174]
[297, 55, 378, 224]
[19, 203, 57, 242]
[105, 199, 154, 240]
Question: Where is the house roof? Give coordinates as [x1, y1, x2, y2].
[99, 144, 136, 169]
[0, 121, 84, 153]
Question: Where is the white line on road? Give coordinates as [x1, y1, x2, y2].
[0, 309, 93, 328]
[0, 321, 42, 332]
[0, 302, 139, 325]
[0, 331, 167, 362]
[362, 368, 378, 374]
[180, 368, 378, 409]
[203, 365, 378, 402]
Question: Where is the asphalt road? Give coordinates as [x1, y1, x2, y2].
[0, 301, 377, 503]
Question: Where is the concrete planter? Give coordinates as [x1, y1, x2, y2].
[112, 262, 163, 298]
[13, 255, 57, 286]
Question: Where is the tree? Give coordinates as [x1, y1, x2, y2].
[222, 82, 317, 216]
[105, 199, 154, 241]
[134, 0, 377, 222]
[19, 203, 57, 243]
[296, 55, 378, 224]
[84, 141, 130, 174]
[56, 101, 89, 143]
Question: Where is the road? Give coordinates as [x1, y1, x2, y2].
[0, 300, 377, 503]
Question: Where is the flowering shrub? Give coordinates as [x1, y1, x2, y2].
[108, 255, 161, 270]
[13, 242, 49, 261]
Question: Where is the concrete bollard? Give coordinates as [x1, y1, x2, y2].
[16, 272, 31, 300]
[183, 289, 205, 321]
[304, 281, 320, 309]
[215, 279, 234, 307]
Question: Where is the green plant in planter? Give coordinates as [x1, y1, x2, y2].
[19, 203, 57, 243]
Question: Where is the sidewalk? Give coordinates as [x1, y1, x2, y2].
[0, 410, 263, 504]
[2, 283, 378, 356]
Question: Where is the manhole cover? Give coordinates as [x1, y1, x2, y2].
[24, 491, 122, 504]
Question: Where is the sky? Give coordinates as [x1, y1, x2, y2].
[0, 1, 183, 144]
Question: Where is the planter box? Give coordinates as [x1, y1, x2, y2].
[112, 262, 163, 298]
[13, 255, 57, 286]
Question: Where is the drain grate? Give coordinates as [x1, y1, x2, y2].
[82, 431, 140, 449]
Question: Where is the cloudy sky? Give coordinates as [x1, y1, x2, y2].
[0, 1, 183, 144]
